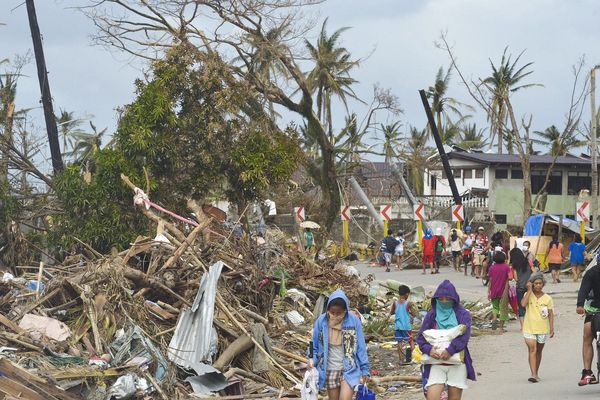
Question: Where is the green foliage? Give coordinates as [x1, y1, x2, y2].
[51, 44, 300, 252]
[228, 126, 301, 203]
[51, 149, 148, 253]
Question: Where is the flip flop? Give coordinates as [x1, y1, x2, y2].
[528, 377, 538, 383]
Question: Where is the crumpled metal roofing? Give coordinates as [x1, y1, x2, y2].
[167, 261, 223, 368]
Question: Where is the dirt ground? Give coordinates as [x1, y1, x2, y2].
[355, 263, 600, 400]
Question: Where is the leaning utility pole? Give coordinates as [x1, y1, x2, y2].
[591, 67, 599, 229]
[26, 0, 63, 173]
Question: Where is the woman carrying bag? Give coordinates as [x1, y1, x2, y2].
[309, 289, 370, 400]
[416, 280, 476, 400]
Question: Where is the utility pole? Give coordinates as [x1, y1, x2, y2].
[591, 67, 599, 229]
[26, 0, 63, 173]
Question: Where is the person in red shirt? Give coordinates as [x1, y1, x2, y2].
[422, 228, 436, 275]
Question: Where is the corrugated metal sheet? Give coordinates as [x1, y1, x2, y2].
[167, 261, 223, 368]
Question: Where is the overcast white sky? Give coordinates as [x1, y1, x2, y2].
[1, 0, 599, 171]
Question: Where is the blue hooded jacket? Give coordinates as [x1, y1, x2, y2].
[416, 280, 476, 382]
[311, 289, 370, 389]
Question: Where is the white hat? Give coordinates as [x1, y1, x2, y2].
[435, 227, 442, 235]
[478, 226, 485, 231]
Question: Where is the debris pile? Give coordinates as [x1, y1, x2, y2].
[0, 193, 367, 399]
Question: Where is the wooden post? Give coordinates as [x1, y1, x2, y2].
[26, 0, 63, 172]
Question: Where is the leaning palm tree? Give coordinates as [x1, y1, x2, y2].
[483, 48, 541, 154]
[305, 19, 361, 142]
[426, 66, 473, 137]
[534, 125, 586, 156]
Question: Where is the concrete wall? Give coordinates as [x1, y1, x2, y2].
[424, 159, 490, 196]
[492, 166, 583, 229]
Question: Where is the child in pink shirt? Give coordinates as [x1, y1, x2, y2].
[488, 251, 510, 332]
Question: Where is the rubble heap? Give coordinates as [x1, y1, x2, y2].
[0, 195, 367, 399]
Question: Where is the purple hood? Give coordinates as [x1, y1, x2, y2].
[417, 280, 476, 382]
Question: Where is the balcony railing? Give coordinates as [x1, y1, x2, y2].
[397, 195, 488, 209]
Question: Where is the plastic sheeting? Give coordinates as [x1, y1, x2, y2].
[184, 362, 229, 395]
[168, 261, 223, 367]
[546, 215, 596, 234]
[524, 214, 544, 236]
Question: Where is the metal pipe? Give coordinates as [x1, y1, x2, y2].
[348, 176, 384, 229]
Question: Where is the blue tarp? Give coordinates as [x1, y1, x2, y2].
[524, 214, 544, 236]
[525, 214, 596, 236]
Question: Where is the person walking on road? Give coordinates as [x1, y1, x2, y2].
[382, 230, 399, 272]
[568, 234, 587, 283]
[416, 280, 475, 400]
[449, 229, 463, 273]
[576, 251, 600, 386]
[472, 227, 488, 279]
[422, 228, 436, 275]
[488, 251, 510, 332]
[544, 234, 564, 284]
[462, 226, 474, 276]
[510, 245, 533, 330]
[521, 272, 555, 383]
[433, 228, 446, 274]
[310, 289, 370, 400]
[395, 230, 405, 270]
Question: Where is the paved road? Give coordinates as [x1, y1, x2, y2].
[355, 263, 600, 399]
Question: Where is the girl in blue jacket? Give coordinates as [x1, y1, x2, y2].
[310, 288, 370, 400]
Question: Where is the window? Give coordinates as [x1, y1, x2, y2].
[441, 169, 446, 179]
[463, 169, 472, 179]
[531, 170, 562, 195]
[453, 169, 461, 178]
[511, 169, 523, 179]
[567, 171, 591, 195]
[495, 169, 508, 179]
[494, 214, 507, 224]
[475, 169, 484, 179]
[431, 174, 437, 191]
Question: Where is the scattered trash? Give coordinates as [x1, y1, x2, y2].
[18, 314, 71, 341]
[286, 310, 305, 326]
[0, 191, 367, 399]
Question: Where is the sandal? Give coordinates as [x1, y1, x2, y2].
[528, 377, 539, 383]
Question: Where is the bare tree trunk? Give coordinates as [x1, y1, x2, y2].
[0, 101, 14, 184]
[505, 100, 532, 221]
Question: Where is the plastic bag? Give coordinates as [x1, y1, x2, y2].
[412, 344, 423, 363]
[420, 325, 466, 365]
[300, 367, 318, 400]
[355, 384, 376, 400]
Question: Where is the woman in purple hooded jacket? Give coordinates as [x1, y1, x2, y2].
[416, 280, 476, 400]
